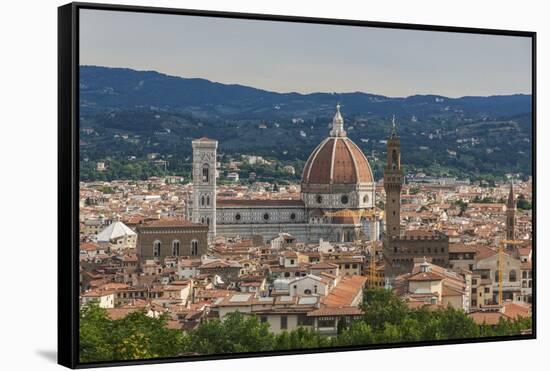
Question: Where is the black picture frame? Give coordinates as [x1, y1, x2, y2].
[58, 2, 537, 368]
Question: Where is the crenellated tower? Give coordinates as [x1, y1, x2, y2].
[506, 181, 516, 241]
[383, 116, 403, 239]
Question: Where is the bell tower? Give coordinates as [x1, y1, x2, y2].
[384, 116, 403, 239]
[192, 137, 217, 243]
[506, 181, 516, 241]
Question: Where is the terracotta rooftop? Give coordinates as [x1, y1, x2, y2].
[216, 199, 304, 207]
[322, 275, 367, 307]
[307, 306, 363, 317]
[408, 271, 443, 282]
[140, 218, 205, 228]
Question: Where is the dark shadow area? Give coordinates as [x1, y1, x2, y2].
[36, 350, 57, 363]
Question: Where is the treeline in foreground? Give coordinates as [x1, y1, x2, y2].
[80, 288, 531, 363]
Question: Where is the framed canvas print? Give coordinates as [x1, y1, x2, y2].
[58, 2, 536, 368]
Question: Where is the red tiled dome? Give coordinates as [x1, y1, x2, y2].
[301, 136, 373, 185]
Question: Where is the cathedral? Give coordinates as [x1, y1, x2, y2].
[189, 105, 381, 244]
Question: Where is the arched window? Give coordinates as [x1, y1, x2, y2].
[201, 217, 205, 224]
[153, 240, 161, 257]
[207, 195, 210, 206]
[522, 271, 527, 279]
[304, 289, 312, 295]
[509, 270, 517, 282]
[202, 165, 209, 183]
[172, 240, 180, 256]
[495, 270, 500, 282]
[392, 150, 398, 169]
[191, 240, 199, 256]
[206, 217, 210, 226]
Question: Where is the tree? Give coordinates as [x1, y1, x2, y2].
[79, 303, 187, 363]
[517, 194, 532, 210]
[186, 312, 274, 354]
[361, 288, 409, 331]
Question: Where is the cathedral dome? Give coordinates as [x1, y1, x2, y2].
[301, 105, 374, 187]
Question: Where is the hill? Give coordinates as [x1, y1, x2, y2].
[79, 66, 533, 182]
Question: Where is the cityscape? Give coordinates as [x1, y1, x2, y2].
[79, 104, 532, 362]
[77, 9, 533, 363]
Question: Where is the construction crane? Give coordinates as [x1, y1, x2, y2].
[369, 238, 377, 288]
[497, 239, 523, 305]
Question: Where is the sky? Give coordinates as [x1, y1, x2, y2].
[79, 9, 532, 98]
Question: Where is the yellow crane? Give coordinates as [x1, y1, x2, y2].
[369, 239, 377, 288]
[497, 239, 523, 305]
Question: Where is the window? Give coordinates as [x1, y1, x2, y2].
[235, 213, 241, 221]
[314, 285, 318, 294]
[495, 270, 500, 281]
[471, 299, 477, 306]
[172, 240, 180, 256]
[345, 264, 350, 269]
[280, 316, 288, 330]
[202, 165, 209, 183]
[206, 217, 210, 226]
[509, 270, 517, 282]
[201, 195, 205, 206]
[297, 314, 314, 326]
[341, 195, 349, 204]
[522, 271, 527, 279]
[290, 259, 295, 265]
[260, 316, 268, 323]
[153, 241, 161, 257]
[318, 317, 336, 328]
[391, 150, 398, 169]
[472, 279, 477, 285]
[304, 289, 312, 295]
[206, 195, 210, 205]
[472, 288, 477, 294]
[363, 195, 369, 203]
[316, 195, 323, 204]
[484, 287, 490, 293]
[290, 213, 296, 220]
[263, 213, 269, 221]
[191, 240, 199, 256]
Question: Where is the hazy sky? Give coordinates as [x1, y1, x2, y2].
[80, 9, 532, 98]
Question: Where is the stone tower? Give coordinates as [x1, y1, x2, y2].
[506, 181, 516, 241]
[384, 117, 403, 239]
[192, 137, 217, 243]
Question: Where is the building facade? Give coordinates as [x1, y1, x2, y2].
[136, 219, 208, 263]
